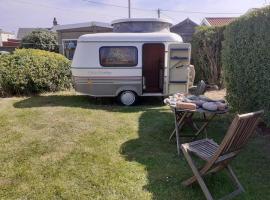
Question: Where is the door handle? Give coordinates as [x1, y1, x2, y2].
[176, 64, 185, 68]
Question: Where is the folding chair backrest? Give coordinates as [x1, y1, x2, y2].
[218, 111, 263, 157]
[195, 80, 206, 96]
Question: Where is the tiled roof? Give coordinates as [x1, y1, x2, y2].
[204, 17, 236, 27]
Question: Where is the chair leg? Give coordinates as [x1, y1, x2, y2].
[217, 165, 245, 200]
[181, 151, 245, 200]
[181, 147, 214, 200]
[226, 165, 245, 192]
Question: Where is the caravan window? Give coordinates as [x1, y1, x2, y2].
[99, 46, 138, 67]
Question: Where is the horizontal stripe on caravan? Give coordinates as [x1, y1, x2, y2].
[73, 76, 142, 80]
[71, 67, 142, 69]
[75, 81, 141, 85]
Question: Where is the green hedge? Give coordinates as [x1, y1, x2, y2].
[222, 6, 270, 125]
[192, 26, 225, 87]
[0, 49, 71, 96]
[21, 30, 59, 52]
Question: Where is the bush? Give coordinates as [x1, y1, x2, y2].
[21, 30, 58, 52]
[222, 6, 270, 125]
[0, 49, 71, 96]
[192, 26, 225, 87]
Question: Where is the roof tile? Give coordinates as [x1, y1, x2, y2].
[205, 17, 236, 26]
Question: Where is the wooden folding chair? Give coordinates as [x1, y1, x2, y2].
[181, 110, 264, 200]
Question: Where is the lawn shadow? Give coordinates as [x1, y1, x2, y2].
[13, 95, 165, 112]
[120, 109, 270, 199]
[120, 109, 205, 200]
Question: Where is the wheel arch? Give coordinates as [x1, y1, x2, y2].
[116, 86, 140, 96]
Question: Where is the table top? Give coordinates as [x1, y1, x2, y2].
[167, 102, 229, 114]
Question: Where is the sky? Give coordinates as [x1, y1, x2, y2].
[0, 0, 269, 34]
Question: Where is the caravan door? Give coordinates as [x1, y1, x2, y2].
[167, 43, 191, 94]
[142, 43, 165, 93]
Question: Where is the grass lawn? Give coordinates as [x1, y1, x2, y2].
[0, 91, 269, 200]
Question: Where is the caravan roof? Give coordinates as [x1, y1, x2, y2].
[78, 32, 182, 42]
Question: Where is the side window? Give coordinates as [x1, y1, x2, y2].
[99, 46, 138, 67]
[63, 40, 77, 60]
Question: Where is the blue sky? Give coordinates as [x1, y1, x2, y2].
[0, 0, 268, 34]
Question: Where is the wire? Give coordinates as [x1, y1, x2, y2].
[7, 0, 245, 16]
[161, 12, 176, 21]
[82, 0, 244, 15]
[82, 0, 154, 11]
[8, 0, 125, 18]
[162, 9, 243, 15]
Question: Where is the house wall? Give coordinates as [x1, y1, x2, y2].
[57, 26, 112, 55]
[0, 33, 16, 46]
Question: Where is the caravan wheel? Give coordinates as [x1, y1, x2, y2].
[118, 91, 137, 106]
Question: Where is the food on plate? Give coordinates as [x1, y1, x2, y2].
[176, 101, 197, 110]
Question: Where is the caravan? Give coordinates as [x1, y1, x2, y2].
[71, 19, 193, 105]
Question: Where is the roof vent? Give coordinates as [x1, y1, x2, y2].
[111, 18, 173, 33]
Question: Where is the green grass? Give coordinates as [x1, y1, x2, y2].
[0, 92, 269, 200]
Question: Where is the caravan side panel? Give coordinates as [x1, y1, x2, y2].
[72, 42, 142, 96]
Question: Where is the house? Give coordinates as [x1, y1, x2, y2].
[2, 39, 20, 47]
[17, 17, 58, 40]
[201, 17, 236, 27]
[0, 29, 15, 46]
[54, 21, 113, 59]
[170, 18, 198, 43]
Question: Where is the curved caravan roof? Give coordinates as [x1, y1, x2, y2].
[78, 32, 183, 42]
[111, 18, 173, 26]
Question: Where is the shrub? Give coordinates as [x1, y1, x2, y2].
[191, 26, 225, 87]
[21, 30, 58, 52]
[222, 6, 270, 125]
[0, 49, 71, 96]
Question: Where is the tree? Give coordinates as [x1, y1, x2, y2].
[20, 29, 59, 52]
[191, 26, 225, 87]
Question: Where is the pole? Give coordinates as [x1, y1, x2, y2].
[128, 0, 131, 18]
[157, 8, 160, 18]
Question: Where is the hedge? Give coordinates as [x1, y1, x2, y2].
[222, 6, 270, 125]
[192, 26, 225, 87]
[0, 49, 71, 96]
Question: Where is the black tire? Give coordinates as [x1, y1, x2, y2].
[118, 91, 137, 106]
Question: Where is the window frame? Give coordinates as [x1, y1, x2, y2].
[62, 39, 78, 60]
[99, 46, 138, 67]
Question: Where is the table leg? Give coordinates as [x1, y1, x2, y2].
[169, 111, 185, 141]
[175, 111, 188, 155]
[194, 113, 217, 139]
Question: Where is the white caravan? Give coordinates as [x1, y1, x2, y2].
[72, 32, 192, 105]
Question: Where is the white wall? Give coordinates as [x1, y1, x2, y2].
[0, 32, 15, 46]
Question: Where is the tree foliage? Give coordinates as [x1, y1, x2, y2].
[0, 49, 71, 96]
[191, 26, 225, 87]
[222, 6, 270, 125]
[21, 29, 59, 52]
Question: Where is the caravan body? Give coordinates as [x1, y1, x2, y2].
[72, 20, 192, 105]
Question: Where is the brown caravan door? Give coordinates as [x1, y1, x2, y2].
[142, 43, 165, 93]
